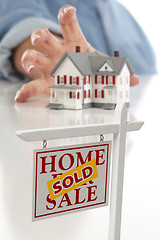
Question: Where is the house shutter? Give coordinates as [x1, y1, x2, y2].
[69, 76, 72, 85]
[57, 75, 60, 84]
[64, 75, 67, 84]
[69, 91, 72, 98]
[95, 89, 97, 98]
[88, 89, 90, 98]
[101, 90, 104, 98]
[76, 76, 79, 85]
[106, 76, 108, 85]
[102, 76, 104, 84]
[113, 76, 115, 85]
[84, 90, 86, 98]
[84, 77, 86, 85]
[95, 75, 97, 84]
[88, 76, 90, 84]
[77, 92, 80, 99]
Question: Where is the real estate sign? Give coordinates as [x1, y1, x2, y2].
[33, 142, 111, 221]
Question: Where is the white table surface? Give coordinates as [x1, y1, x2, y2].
[0, 75, 160, 240]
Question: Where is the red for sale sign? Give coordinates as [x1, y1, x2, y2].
[33, 142, 111, 221]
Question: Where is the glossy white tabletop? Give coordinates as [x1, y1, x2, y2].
[0, 75, 160, 240]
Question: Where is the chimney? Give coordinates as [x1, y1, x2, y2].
[75, 46, 81, 53]
[114, 51, 119, 57]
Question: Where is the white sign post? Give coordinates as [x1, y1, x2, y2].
[16, 102, 143, 240]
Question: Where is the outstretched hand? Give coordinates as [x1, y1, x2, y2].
[15, 5, 139, 103]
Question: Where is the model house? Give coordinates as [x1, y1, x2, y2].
[47, 47, 134, 110]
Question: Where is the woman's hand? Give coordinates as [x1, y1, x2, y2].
[14, 5, 139, 102]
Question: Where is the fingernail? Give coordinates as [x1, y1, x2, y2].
[15, 90, 21, 102]
[31, 33, 40, 45]
[63, 6, 74, 14]
[22, 61, 35, 73]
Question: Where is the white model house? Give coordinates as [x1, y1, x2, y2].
[47, 48, 134, 110]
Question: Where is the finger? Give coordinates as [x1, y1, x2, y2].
[15, 79, 51, 103]
[58, 5, 86, 42]
[31, 28, 61, 55]
[130, 75, 139, 87]
[21, 49, 52, 74]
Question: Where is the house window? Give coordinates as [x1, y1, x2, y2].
[95, 89, 104, 98]
[97, 89, 101, 98]
[60, 76, 64, 84]
[101, 90, 104, 98]
[98, 76, 101, 84]
[120, 91, 123, 98]
[85, 76, 90, 84]
[70, 76, 79, 85]
[73, 92, 76, 98]
[126, 77, 129, 84]
[72, 77, 76, 85]
[120, 77, 123, 85]
[108, 76, 113, 85]
[69, 91, 76, 99]
[126, 91, 128, 98]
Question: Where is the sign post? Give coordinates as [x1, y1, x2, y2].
[16, 102, 143, 240]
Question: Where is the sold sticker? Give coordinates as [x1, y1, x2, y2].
[47, 159, 98, 200]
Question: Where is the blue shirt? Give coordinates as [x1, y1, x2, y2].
[0, 0, 157, 82]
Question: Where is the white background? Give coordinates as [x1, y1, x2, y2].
[118, 0, 160, 72]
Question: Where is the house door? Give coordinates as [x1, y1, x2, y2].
[57, 89, 65, 105]
[106, 89, 115, 103]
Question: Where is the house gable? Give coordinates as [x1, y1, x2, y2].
[118, 63, 130, 77]
[53, 55, 82, 77]
[99, 62, 114, 72]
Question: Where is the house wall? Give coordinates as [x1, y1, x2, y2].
[116, 63, 130, 104]
[52, 57, 83, 109]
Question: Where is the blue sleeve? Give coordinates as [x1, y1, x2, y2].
[0, 0, 61, 82]
[0, 0, 60, 40]
[96, 0, 157, 74]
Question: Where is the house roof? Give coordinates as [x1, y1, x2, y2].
[50, 52, 98, 76]
[50, 52, 135, 76]
[89, 56, 134, 76]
